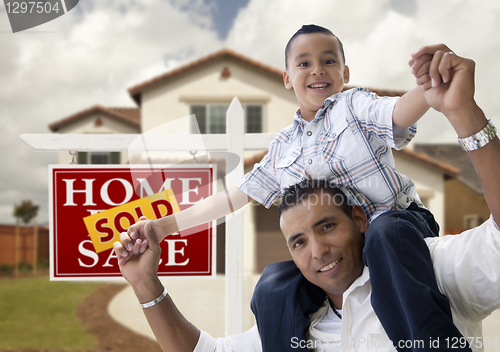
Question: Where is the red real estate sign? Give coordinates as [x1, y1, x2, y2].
[49, 165, 215, 280]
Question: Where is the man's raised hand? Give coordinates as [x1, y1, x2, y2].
[409, 44, 477, 119]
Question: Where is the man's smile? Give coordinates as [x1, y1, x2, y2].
[318, 258, 342, 272]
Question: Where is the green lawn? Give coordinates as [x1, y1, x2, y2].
[0, 275, 101, 350]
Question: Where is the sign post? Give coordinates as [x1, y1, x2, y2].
[49, 164, 215, 280]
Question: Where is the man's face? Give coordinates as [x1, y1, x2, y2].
[280, 191, 367, 307]
[283, 32, 350, 122]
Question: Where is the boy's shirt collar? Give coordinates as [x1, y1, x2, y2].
[293, 92, 342, 131]
[315, 92, 340, 119]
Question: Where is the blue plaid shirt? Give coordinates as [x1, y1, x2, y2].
[237, 88, 421, 221]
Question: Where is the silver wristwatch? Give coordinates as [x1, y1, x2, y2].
[457, 119, 497, 152]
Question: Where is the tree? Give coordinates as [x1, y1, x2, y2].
[13, 200, 39, 225]
[13, 200, 39, 276]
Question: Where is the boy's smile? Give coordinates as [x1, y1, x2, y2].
[283, 32, 350, 122]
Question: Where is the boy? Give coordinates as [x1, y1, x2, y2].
[116, 25, 470, 350]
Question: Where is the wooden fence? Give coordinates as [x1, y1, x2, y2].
[0, 224, 49, 265]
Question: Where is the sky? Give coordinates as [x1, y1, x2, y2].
[1, 0, 499, 225]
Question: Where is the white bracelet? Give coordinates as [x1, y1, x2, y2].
[457, 119, 497, 152]
[140, 286, 168, 309]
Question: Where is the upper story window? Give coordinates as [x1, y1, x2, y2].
[190, 104, 263, 134]
[464, 214, 482, 230]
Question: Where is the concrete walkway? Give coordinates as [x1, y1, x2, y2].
[108, 274, 260, 340]
[108, 276, 500, 351]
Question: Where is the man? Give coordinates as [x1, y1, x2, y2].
[113, 44, 500, 351]
[251, 179, 497, 352]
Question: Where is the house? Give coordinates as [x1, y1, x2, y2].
[414, 144, 490, 234]
[49, 47, 459, 273]
[48, 105, 140, 164]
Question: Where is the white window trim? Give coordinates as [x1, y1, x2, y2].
[463, 214, 481, 229]
[190, 103, 264, 134]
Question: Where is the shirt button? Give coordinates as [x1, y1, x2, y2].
[307, 131, 312, 136]
[308, 159, 313, 164]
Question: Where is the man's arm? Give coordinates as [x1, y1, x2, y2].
[410, 44, 500, 223]
[426, 217, 500, 321]
[114, 217, 262, 352]
[114, 219, 201, 352]
[446, 106, 500, 225]
[410, 45, 500, 321]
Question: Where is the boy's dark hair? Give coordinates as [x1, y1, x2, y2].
[285, 24, 346, 69]
[278, 179, 353, 219]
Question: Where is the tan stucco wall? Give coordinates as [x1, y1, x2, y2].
[141, 58, 298, 134]
[444, 179, 489, 232]
[394, 153, 445, 234]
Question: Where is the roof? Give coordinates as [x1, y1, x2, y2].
[414, 144, 483, 195]
[48, 105, 140, 132]
[394, 148, 459, 177]
[127, 47, 408, 105]
[245, 148, 459, 177]
[127, 48, 284, 105]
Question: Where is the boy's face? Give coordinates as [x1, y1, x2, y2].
[284, 32, 350, 121]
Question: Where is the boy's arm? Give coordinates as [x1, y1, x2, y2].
[392, 84, 430, 128]
[160, 185, 252, 237]
[118, 186, 251, 265]
[391, 50, 441, 128]
[120, 143, 280, 264]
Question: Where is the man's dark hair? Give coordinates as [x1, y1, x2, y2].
[285, 24, 346, 69]
[278, 179, 353, 219]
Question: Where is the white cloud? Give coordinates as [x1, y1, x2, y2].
[225, 0, 393, 70]
[225, 0, 500, 144]
[0, 0, 222, 224]
[2, 0, 500, 224]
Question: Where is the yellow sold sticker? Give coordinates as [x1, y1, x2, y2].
[84, 189, 180, 253]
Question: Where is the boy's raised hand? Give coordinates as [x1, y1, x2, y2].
[409, 44, 453, 90]
[113, 216, 162, 286]
[115, 214, 176, 265]
[114, 217, 151, 266]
